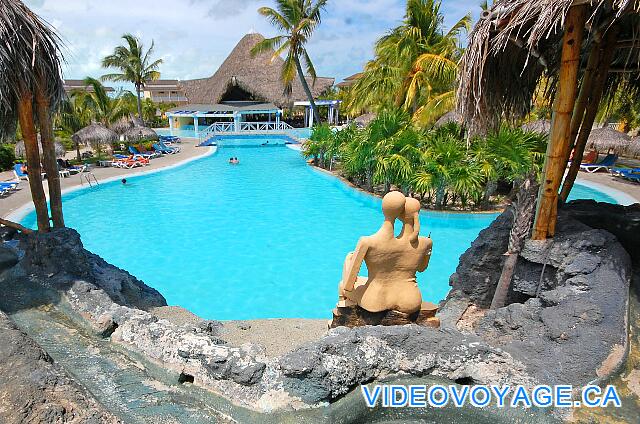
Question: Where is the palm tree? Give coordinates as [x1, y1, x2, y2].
[57, 94, 92, 161]
[252, 0, 327, 124]
[347, 0, 469, 126]
[0, 0, 66, 230]
[78, 78, 128, 126]
[101, 34, 162, 123]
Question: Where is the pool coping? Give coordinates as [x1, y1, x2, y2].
[6, 145, 218, 223]
[575, 176, 639, 206]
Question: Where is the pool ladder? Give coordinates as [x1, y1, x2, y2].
[80, 172, 99, 188]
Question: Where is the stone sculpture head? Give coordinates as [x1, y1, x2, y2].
[381, 191, 406, 221]
[402, 197, 421, 222]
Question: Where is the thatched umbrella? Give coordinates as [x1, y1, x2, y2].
[521, 119, 551, 134]
[124, 126, 158, 142]
[627, 137, 640, 158]
[15, 139, 65, 158]
[586, 127, 631, 153]
[110, 118, 134, 135]
[433, 111, 462, 128]
[0, 0, 66, 230]
[72, 123, 117, 154]
[458, 0, 640, 240]
[353, 113, 376, 127]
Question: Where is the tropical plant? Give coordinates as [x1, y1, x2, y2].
[76, 78, 129, 126]
[303, 107, 545, 211]
[56, 93, 92, 160]
[346, 0, 470, 126]
[252, 0, 327, 124]
[101, 34, 162, 122]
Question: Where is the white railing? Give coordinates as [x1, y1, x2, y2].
[199, 121, 297, 144]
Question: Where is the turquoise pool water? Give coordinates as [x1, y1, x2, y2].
[21, 146, 618, 320]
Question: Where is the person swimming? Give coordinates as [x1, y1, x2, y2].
[121, 178, 127, 185]
[229, 157, 239, 164]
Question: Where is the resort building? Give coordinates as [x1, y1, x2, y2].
[64, 79, 114, 94]
[142, 80, 188, 104]
[336, 72, 362, 90]
[164, 32, 336, 137]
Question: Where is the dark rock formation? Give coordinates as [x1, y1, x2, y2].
[0, 311, 120, 424]
[279, 324, 534, 404]
[21, 228, 166, 309]
[565, 200, 640, 264]
[448, 201, 632, 387]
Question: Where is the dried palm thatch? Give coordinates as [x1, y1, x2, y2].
[433, 111, 462, 128]
[124, 126, 158, 142]
[71, 124, 117, 150]
[110, 117, 134, 135]
[1, 0, 66, 230]
[628, 136, 640, 156]
[180, 33, 334, 108]
[15, 139, 65, 158]
[0, 0, 65, 139]
[521, 119, 551, 134]
[457, 0, 640, 133]
[354, 113, 376, 127]
[586, 126, 631, 152]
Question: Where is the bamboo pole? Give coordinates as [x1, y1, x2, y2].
[35, 82, 64, 228]
[17, 93, 50, 232]
[560, 26, 619, 202]
[532, 5, 587, 240]
[565, 37, 602, 165]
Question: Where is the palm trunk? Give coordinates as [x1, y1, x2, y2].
[35, 86, 64, 228]
[136, 83, 143, 124]
[294, 57, 320, 125]
[17, 94, 50, 231]
[76, 141, 81, 162]
[491, 176, 538, 309]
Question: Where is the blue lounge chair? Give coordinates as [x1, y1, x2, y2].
[610, 167, 640, 177]
[159, 135, 180, 144]
[579, 154, 618, 173]
[623, 172, 640, 183]
[13, 163, 46, 180]
[128, 146, 155, 160]
[158, 140, 180, 153]
[152, 143, 177, 155]
[13, 164, 28, 180]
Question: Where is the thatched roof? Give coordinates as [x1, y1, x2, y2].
[354, 113, 376, 127]
[433, 111, 462, 128]
[15, 139, 65, 158]
[180, 33, 334, 108]
[0, 0, 65, 138]
[71, 124, 117, 147]
[124, 126, 158, 142]
[627, 137, 640, 157]
[458, 0, 640, 133]
[110, 117, 134, 135]
[521, 119, 552, 134]
[587, 126, 631, 152]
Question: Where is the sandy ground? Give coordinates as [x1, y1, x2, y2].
[150, 305, 327, 357]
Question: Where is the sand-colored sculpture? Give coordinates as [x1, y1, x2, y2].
[331, 192, 438, 328]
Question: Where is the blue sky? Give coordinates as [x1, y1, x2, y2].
[25, 0, 480, 89]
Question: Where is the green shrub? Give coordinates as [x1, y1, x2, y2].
[0, 144, 16, 171]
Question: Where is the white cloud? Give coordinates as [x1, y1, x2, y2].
[24, 0, 476, 85]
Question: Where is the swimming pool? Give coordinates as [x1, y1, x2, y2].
[20, 146, 618, 320]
